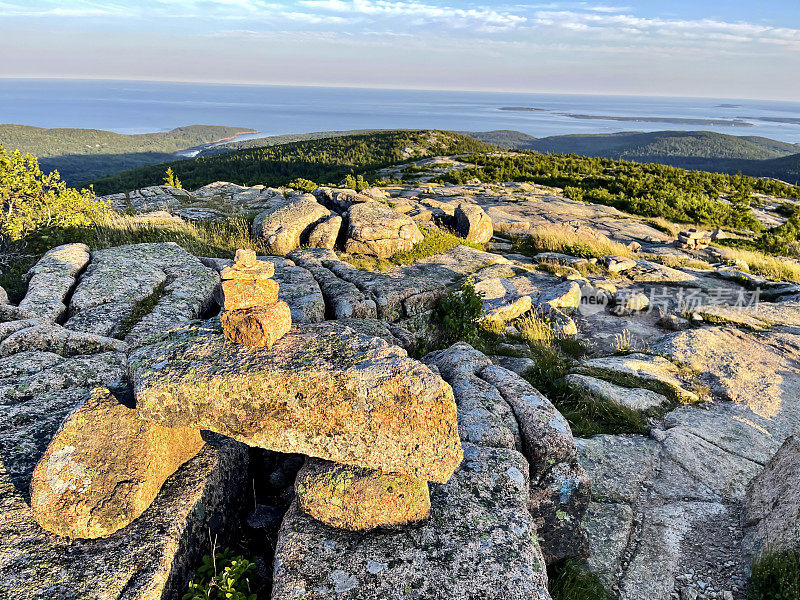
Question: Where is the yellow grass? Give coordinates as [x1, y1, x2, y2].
[514, 224, 635, 260]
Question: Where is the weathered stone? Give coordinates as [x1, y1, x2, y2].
[336, 318, 416, 350]
[0, 322, 127, 358]
[744, 435, 800, 557]
[31, 388, 205, 539]
[313, 187, 373, 212]
[295, 458, 430, 531]
[221, 278, 280, 311]
[577, 352, 699, 403]
[566, 373, 669, 412]
[611, 290, 650, 314]
[307, 215, 343, 250]
[455, 202, 493, 244]
[252, 194, 330, 255]
[272, 443, 550, 600]
[19, 243, 90, 321]
[582, 502, 634, 586]
[131, 321, 462, 482]
[0, 351, 127, 406]
[602, 255, 637, 273]
[0, 318, 40, 344]
[220, 301, 292, 348]
[652, 327, 795, 417]
[1, 433, 248, 600]
[576, 434, 659, 503]
[0, 286, 8, 305]
[288, 249, 378, 319]
[65, 243, 218, 347]
[345, 202, 423, 258]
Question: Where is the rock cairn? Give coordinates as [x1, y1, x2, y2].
[220, 249, 291, 348]
[677, 228, 711, 250]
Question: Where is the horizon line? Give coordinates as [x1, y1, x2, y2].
[0, 75, 795, 104]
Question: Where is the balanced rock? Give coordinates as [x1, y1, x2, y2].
[455, 203, 493, 244]
[220, 249, 291, 348]
[295, 459, 430, 530]
[31, 388, 205, 539]
[221, 303, 292, 347]
[345, 202, 423, 258]
[130, 321, 462, 482]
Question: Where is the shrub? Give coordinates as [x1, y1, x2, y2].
[0, 145, 105, 243]
[164, 167, 182, 189]
[183, 548, 258, 600]
[437, 277, 484, 344]
[748, 550, 800, 600]
[287, 177, 318, 193]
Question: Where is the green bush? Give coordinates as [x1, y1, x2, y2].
[183, 548, 258, 600]
[287, 177, 318, 193]
[748, 550, 800, 600]
[0, 145, 105, 243]
[437, 277, 484, 344]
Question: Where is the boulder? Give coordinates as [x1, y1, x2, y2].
[272, 443, 550, 600]
[744, 435, 800, 557]
[454, 203, 493, 244]
[252, 194, 330, 255]
[307, 215, 342, 250]
[602, 255, 637, 273]
[130, 321, 462, 483]
[19, 243, 90, 321]
[345, 202, 423, 258]
[220, 302, 292, 348]
[295, 458, 430, 530]
[31, 388, 205, 539]
[0, 285, 8, 305]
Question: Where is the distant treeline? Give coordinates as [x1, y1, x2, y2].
[0, 124, 256, 183]
[435, 151, 800, 231]
[89, 130, 497, 194]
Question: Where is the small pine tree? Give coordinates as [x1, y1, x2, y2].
[164, 167, 182, 189]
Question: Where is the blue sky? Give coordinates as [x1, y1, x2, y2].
[1, 0, 797, 99]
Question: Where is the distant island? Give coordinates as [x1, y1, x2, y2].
[499, 106, 548, 112]
[741, 116, 800, 126]
[716, 103, 744, 108]
[558, 113, 754, 127]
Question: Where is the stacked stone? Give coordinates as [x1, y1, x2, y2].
[220, 249, 292, 348]
[677, 228, 711, 250]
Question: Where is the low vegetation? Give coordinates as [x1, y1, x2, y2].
[748, 549, 800, 600]
[0, 124, 256, 183]
[89, 130, 497, 194]
[715, 243, 800, 282]
[511, 225, 635, 260]
[435, 151, 800, 230]
[548, 560, 614, 600]
[0, 145, 105, 243]
[437, 277, 485, 345]
[184, 548, 258, 600]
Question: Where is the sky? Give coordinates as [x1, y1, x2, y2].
[0, 0, 798, 99]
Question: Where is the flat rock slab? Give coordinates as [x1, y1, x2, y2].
[65, 242, 218, 347]
[131, 321, 462, 483]
[576, 352, 699, 403]
[565, 373, 669, 413]
[272, 443, 550, 600]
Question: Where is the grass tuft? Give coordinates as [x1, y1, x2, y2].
[748, 550, 800, 600]
[512, 225, 634, 260]
[548, 560, 614, 600]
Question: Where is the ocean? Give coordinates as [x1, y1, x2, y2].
[2, 78, 800, 143]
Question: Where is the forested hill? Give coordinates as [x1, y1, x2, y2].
[465, 130, 800, 182]
[0, 124, 257, 183]
[89, 130, 497, 194]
